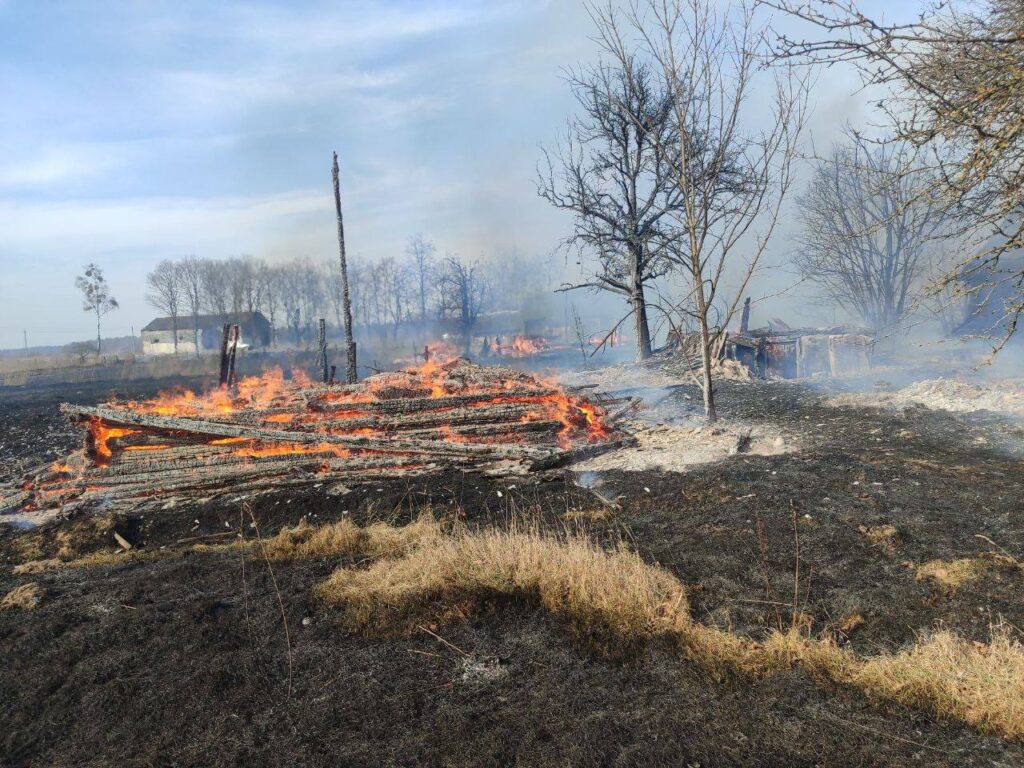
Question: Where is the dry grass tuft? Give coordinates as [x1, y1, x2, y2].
[1, 582, 43, 610]
[260, 514, 440, 561]
[315, 525, 689, 656]
[757, 629, 860, 681]
[916, 558, 990, 589]
[858, 524, 900, 556]
[560, 507, 612, 523]
[855, 626, 1024, 739]
[9, 515, 441, 575]
[837, 613, 866, 636]
[12, 558, 63, 574]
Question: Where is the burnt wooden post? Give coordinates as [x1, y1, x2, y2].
[317, 319, 329, 383]
[227, 325, 240, 389]
[740, 297, 751, 334]
[218, 324, 232, 386]
[332, 152, 358, 383]
[423, 344, 430, 363]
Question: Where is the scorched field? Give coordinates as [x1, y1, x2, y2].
[1, 358, 1024, 767]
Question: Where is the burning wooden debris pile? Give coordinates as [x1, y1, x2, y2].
[1, 359, 633, 518]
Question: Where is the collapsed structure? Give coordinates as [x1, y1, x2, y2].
[725, 325, 873, 378]
[0, 359, 631, 519]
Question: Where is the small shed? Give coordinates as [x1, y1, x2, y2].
[141, 312, 271, 355]
[726, 326, 873, 379]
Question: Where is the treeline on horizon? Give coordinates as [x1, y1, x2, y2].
[145, 235, 554, 346]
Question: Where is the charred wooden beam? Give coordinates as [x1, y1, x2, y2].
[61, 404, 557, 462]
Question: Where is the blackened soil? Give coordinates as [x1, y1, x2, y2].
[1, 379, 1024, 766]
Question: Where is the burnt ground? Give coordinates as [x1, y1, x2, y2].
[2, 376, 1024, 766]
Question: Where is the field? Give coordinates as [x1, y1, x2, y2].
[2, 367, 1024, 766]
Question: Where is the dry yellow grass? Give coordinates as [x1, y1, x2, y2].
[12, 558, 63, 574]
[916, 558, 991, 589]
[1, 582, 43, 610]
[857, 524, 900, 556]
[314, 522, 1024, 740]
[916, 553, 1022, 590]
[856, 627, 1024, 739]
[837, 613, 866, 636]
[261, 515, 440, 561]
[316, 525, 688, 655]
[10, 515, 441, 575]
[560, 507, 612, 523]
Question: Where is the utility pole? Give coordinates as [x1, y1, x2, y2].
[23, 329, 27, 352]
[332, 151, 357, 383]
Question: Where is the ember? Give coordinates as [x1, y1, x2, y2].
[1, 358, 631, 516]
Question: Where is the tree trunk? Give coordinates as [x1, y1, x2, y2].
[693, 286, 717, 421]
[632, 291, 652, 360]
[172, 314, 178, 354]
[95, 309, 102, 355]
[698, 322, 716, 422]
[332, 152, 358, 383]
[630, 244, 652, 360]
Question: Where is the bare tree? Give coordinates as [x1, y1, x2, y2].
[538, 53, 683, 360]
[277, 261, 307, 344]
[75, 264, 119, 355]
[199, 259, 230, 316]
[257, 262, 281, 346]
[764, 0, 1024, 351]
[348, 262, 371, 328]
[146, 259, 183, 354]
[493, 249, 548, 311]
[795, 136, 945, 332]
[176, 256, 204, 355]
[406, 234, 435, 323]
[225, 256, 261, 318]
[438, 255, 490, 350]
[593, 0, 808, 419]
[377, 256, 411, 339]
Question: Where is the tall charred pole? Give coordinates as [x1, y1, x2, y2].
[332, 151, 357, 383]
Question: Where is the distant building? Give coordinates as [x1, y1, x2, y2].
[140, 312, 272, 355]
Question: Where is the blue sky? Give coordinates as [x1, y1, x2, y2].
[0, 0, 899, 349]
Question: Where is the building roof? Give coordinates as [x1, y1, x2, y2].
[141, 312, 269, 332]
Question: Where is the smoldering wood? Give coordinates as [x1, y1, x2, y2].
[314, 389, 561, 415]
[218, 324, 231, 386]
[3, 361, 629, 517]
[62, 404, 559, 462]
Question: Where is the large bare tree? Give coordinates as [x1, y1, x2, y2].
[257, 262, 281, 345]
[593, 0, 808, 419]
[795, 136, 945, 332]
[146, 259, 183, 354]
[75, 263, 118, 355]
[438, 255, 490, 350]
[406, 234, 435, 323]
[538, 54, 683, 360]
[226, 256, 261, 317]
[764, 0, 1024, 350]
[199, 259, 230, 316]
[176, 256, 204, 355]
